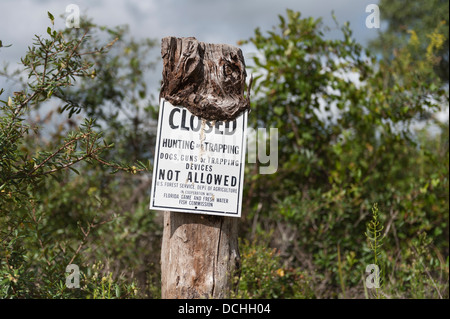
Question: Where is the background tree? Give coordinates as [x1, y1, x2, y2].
[242, 9, 448, 298]
[369, 0, 449, 83]
[0, 13, 155, 298]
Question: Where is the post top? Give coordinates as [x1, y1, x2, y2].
[160, 36, 250, 121]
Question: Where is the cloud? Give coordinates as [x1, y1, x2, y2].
[1, 0, 380, 50]
[1, 0, 380, 95]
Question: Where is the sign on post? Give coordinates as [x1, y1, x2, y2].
[150, 99, 247, 217]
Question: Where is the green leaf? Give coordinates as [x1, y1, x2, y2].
[68, 166, 80, 175]
[274, 106, 284, 115]
[47, 12, 54, 24]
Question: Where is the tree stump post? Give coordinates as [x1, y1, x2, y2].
[159, 37, 249, 299]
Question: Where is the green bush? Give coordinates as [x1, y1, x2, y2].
[0, 13, 152, 298]
[233, 237, 315, 299]
[242, 8, 448, 299]
[1, 6, 448, 299]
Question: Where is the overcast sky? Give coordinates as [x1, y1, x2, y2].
[1, 0, 381, 48]
[1, 0, 383, 93]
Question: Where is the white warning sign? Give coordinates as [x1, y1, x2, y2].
[149, 99, 247, 217]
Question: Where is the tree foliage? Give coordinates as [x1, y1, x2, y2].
[0, 7, 448, 299]
[0, 14, 154, 298]
[369, 0, 449, 82]
[243, 9, 448, 298]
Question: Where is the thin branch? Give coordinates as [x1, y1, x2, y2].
[35, 153, 91, 176]
[27, 133, 90, 176]
[68, 217, 112, 266]
[68, 220, 94, 266]
[411, 246, 444, 299]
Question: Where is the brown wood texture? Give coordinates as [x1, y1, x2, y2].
[159, 37, 247, 299]
[161, 212, 240, 298]
[160, 36, 250, 121]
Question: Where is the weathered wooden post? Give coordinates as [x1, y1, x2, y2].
[154, 37, 250, 299]
[160, 213, 240, 298]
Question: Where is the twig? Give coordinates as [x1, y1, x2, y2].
[411, 246, 443, 299]
[68, 219, 97, 266]
[27, 133, 90, 176]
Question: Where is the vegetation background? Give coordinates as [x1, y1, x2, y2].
[1, 0, 448, 299]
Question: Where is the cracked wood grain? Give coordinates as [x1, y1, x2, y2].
[161, 212, 240, 299]
[160, 36, 250, 121]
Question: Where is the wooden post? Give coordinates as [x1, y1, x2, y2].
[161, 213, 240, 298]
[159, 37, 249, 299]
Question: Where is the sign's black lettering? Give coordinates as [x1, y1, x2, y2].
[168, 106, 237, 135]
[169, 107, 180, 129]
[158, 169, 180, 181]
[150, 100, 247, 217]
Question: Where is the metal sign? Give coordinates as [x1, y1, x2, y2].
[150, 99, 247, 217]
